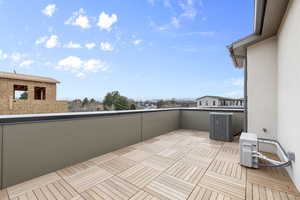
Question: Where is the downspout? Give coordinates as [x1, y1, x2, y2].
[244, 49, 248, 132]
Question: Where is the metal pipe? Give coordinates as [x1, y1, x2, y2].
[255, 138, 291, 167]
[244, 50, 248, 132]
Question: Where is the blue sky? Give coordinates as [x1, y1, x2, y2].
[0, 0, 253, 100]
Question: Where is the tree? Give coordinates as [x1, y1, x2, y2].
[90, 98, 96, 104]
[82, 97, 89, 107]
[103, 91, 130, 110]
[19, 92, 28, 100]
[157, 100, 164, 108]
[130, 104, 136, 110]
[114, 95, 129, 110]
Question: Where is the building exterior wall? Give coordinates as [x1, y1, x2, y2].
[247, 37, 278, 141]
[197, 97, 220, 107]
[0, 78, 67, 114]
[277, 0, 300, 190]
[196, 97, 244, 107]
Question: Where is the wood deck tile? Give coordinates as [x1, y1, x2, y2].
[158, 148, 187, 161]
[136, 143, 166, 154]
[187, 146, 219, 160]
[188, 185, 243, 200]
[207, 160, 246, 183]
[122, 150, 153, 162]
[90, 153, 119, 165]
[181, 157, 212, 169]
[63, 166, 113, 193]
[119, 164, 161, 188]
[9, 179, 80, 200]
[216, 145, 240, 163]
[57, 161, 96, 178]
[246, 182, 300, 200]
[129, 190, 160, 200]
[166, 161, 206, 185]
[144, 174, 194, 200]
[247, 167, 298, 194]
[113, 146, 136, 156]
[199, 173, 245, 200]
[81, 176, 138, 200]
[3, 130, 299, 200]
[7, 173, 61, 199]
[142, 155, 175, 171]
[97, 157, 137, 175]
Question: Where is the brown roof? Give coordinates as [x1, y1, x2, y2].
[0, 72, 60, 84]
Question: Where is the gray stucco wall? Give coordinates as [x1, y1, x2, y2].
[180, 110, 244, 134]
[1, 110, 180, 188]
[142, 110, 180, 140]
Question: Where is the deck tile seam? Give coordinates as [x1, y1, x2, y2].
[186, 139, 225, 200]
[55, 170, 87, 200]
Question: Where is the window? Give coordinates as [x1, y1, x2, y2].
[212, 100, 215, 106]
[34, 87, 46, 100]
[199, 101, 202, 106]
[14, 85, 28, 100]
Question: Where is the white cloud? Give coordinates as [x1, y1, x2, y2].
[20, 60, 34, 67]
[10, 52, 24, 62]
[46, 35, 59, 48]
[65, 8, 91, 29]
[85, 43, 96, 49]
[132, 40, 142, 46]
[97, 12, 118, 31]
[35, 36, 48, 45]
[63, 41, 81, 48]
[179, 0, 198, 19]
[100, 42, 114, 51]
[171, 17, 180, 28]
[76, 72, 86, 79]
[57, 56, 109, 77]
[73, 15, 90, 29]
[57, 56, 83, 72]
[83, 59, 108, 72]
[0, 50, 8, 60]
[42, 4, 56, 17]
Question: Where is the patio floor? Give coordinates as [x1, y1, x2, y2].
[0, 130, 299, 200]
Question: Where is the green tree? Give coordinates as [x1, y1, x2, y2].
[82, 97, 89, 107]
[89, 98, 96, 104]
[19, 92, 28, 100]
[130, 104, 136, 110]
[103, 91, 130, 110]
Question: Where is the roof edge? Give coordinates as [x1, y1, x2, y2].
[228, 0, 267, 68]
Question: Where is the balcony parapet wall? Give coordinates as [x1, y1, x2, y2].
[0, 108, 244, 189]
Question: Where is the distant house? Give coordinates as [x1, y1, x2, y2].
[0, 71, 68, 115]
[196, 96, 244, 108]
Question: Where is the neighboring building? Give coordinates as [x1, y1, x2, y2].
[196, 96, 244, 108]
[0, 72, 67, 115]
[228, 0, 300, 190]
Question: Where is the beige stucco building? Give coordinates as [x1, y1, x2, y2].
[229, 0, 300, 191]
[0, 72, 67, 115]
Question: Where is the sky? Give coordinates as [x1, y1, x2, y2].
[0, 0, 253, 100]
